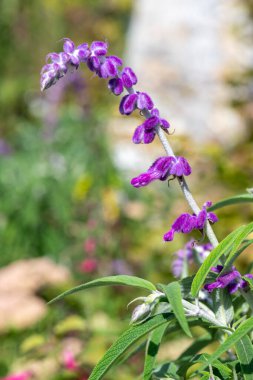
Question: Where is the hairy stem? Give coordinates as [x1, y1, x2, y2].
[141, 106, 219, 248]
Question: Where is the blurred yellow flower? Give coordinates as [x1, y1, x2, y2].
[102, 188, 120, 224]
[72, 174, 92, 201]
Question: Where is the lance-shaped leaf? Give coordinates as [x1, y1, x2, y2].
[191, 226, 245, 297]
[243, 276, 253, 290]
[88, 313, 174, 380]
[223, 239, 253, 271]
[208, 194, 253, 211]
[143, 324, 168, 380]
[224, 222, 253, 269]
[177, 334, 214, 377]
[49, 275, 156, 304]
[235, 335, 253, 380]
[196, 317, 253, 375]
[190, 353, 231, 378]
[161, 282, 192, 337]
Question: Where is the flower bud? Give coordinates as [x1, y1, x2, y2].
[130, 303, 151, 324]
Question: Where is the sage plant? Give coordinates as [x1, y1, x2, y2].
[41, 39, 253, 380]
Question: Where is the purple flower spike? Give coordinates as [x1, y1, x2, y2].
[121, 67, 138, 87]
[132, 108, 170, 145]
[164, 202, 218, 242]
[108, 78, 124, 95]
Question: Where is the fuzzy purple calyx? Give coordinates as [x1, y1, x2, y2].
[97, 55, 123, 79]
[119, 92, 154, 115]
[108, 78, 124, 95]
[121, 67, 138, 87]
[132, 108, 170, 144]
[90, 41, 108, 56]
[62, 39, 89, 67]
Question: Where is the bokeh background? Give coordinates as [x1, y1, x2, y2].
[0, 0, 253, 379]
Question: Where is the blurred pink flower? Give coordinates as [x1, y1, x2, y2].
[1, 371, 32, 380]
[63, 350, 78, 371]
[87, 219, 97, 230]
[79, 258, 98, 273]
[83, 238, 97, 254]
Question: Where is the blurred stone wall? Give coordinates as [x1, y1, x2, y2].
[123, 0, 252, 145]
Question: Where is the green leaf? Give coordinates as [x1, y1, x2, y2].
[212, 289, 234, 326]
[88, 313, 174, 380]
[161, 282, 192, 337]
[235, 335, 253, 380]
[49, 275, 156, 304]
[191, 226, 245, 297]
[177, 334, 214, 376]
[143, 324, 168, 380]
[208, 194, 253, 211]
[153, 362, 180, 380]
[224, 222, 253, 269]
[197, 317, 253, 374]
[243, 276, 253, 290]
[198, 354, 231, 378]
[187, 353, 231, 379]
[224, 239, 253, 270]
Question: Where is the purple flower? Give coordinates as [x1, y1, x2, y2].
[40, 62, 67, 91]
[172, 240, 213, 278]
[87, 55, 101, 72]
[132, 108, 170, 144]
[108, 66, 138, 95]
[170, 157, 191, 176]
[119, 92, 154, 115]
[63, 38, 89, 65]
[164, 202, 218, 242]
[119, 93, 138, 115]
[204, 266, 253, 294]
[90, 41, 108, 56]
[86, 41, 109, 73]
[131, 156, 191, 188]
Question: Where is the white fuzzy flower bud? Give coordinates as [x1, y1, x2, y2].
[130, 303, 151, 324]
